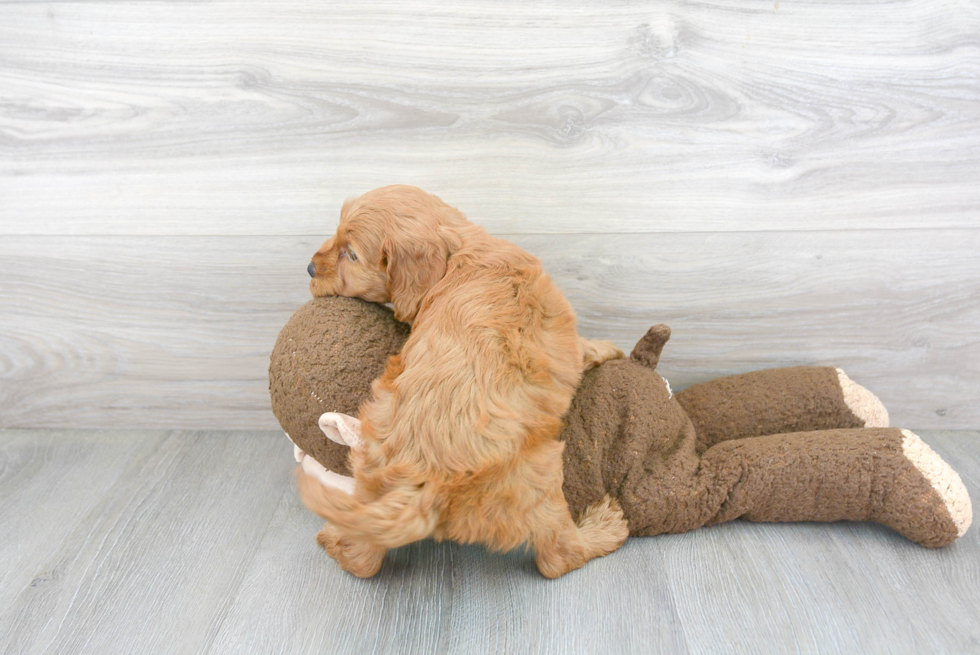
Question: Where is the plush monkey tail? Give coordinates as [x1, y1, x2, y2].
[630, 324, 671, 370]
[296, 469, 438, 548]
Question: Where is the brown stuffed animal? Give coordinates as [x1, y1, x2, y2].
[270, 297, 972, 560]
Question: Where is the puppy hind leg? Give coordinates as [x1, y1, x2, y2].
[531, 490, 628, 579]
[580, 337, 624, 371]
[574, 495, 630, 558]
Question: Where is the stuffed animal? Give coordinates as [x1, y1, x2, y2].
[270, 297, 972, 555]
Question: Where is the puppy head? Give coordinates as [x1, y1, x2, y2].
[309, 185, 464, 323]
[308, 217, 388, 306]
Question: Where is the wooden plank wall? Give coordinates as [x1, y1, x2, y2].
[1, 1, 978, 430]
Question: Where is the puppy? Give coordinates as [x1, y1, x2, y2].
[300, 185, 628, 578]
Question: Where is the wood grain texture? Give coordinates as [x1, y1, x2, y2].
[1, 0, 978, 430]
[0, 429, 977, 654]
[0, 429, 170, 617]
[0, 429, 295, 655]
[2, 230, 978, 430]
[1, 0, 978, 235]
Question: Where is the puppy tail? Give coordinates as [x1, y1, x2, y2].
[296, 468, 437, 548]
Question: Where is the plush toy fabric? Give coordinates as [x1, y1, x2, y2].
[270, 297, 408, 476]
[270, 297, 972, 549]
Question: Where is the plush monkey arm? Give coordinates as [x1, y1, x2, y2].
[289, 412, 363, 495]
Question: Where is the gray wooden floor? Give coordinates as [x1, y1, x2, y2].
[1, 429, 977, 655]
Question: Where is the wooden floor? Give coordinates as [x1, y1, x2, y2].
[1, 429, 977, 655]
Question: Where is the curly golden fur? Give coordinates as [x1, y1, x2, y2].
[300, 185, 627, 578]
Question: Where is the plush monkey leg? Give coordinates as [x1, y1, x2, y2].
[674, 367, 889, 453]
[695, 428, 971, 548]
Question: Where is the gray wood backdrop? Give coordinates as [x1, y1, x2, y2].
[2, 0, 978, 430]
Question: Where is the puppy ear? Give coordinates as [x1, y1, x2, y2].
[383, 232, 452, 324]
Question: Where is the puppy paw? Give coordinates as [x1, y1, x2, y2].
[316, 523, 387, 578]
[577, 495, 629, 558]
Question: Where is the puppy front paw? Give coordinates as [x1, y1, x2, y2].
[316, 522, 387, 578]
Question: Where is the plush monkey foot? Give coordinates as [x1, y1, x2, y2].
[699, 427, 972, 548]
[891, 429, 972, 546]
[836, 368, 889, 428]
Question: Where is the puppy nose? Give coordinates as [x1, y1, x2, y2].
[307, 262, 316, 278]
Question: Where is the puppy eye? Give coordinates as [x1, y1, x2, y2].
[346, 247, 358, 262]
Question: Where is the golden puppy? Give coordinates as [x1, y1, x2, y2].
[300, 185, 628, 578]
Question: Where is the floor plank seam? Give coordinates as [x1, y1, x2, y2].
[201, 463, 297, 655]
